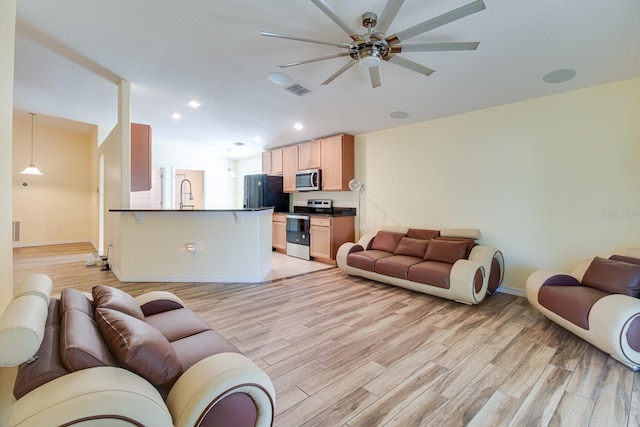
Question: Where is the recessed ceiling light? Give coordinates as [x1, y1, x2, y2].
[171, 112, 182, 119]
[268, 72, 292, 86]
[390, 111, 409, 119]
[542, 69, 576, 84]
[188, 100, 201, 108]
[254, 136, 262, 142]
[294, 123, 304, 130]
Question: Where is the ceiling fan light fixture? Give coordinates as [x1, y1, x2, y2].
[359, 47, 381, 68]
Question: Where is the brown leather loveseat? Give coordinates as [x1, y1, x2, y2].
[0, 274, 275, 426]
[336, 227, 504, 304]
[526, 248, 640, 370]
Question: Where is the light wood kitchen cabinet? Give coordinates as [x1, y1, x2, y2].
[282, 145, 298, 192]
[298, 140, 321, 170]
[131, 123, 152, 192]
[271, 148, 283, 174]
[320, 134, 354, 191]
[262, 148, 283, 175]
[310, 216, 355, 264]
[272, 213, 287, 252]
[262, 151, 271, 174]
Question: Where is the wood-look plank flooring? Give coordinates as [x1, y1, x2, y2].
[12, 243, 640, 426]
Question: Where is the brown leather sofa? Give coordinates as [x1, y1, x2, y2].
[336, 227, 504, 304]
[0, 274, 275, 427]
[526, 248, 640, 370]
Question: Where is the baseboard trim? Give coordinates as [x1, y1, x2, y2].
[12, 240, 92, 248]
[495, 284, 526, 298]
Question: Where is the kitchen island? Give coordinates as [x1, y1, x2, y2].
[108, 208, 273, 283]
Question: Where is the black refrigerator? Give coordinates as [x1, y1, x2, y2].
[243, 174, 290, 212]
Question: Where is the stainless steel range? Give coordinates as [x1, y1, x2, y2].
[286, 199, 333, 260]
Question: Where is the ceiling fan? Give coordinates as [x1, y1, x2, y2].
[261, 0, 486, 88]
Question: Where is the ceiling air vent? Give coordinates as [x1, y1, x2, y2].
[285, 84, 311, 96]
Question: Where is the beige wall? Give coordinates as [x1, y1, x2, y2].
[0, 0, 16, 311]
[357, 77, 640, 293]
[12, 117, 93, 246]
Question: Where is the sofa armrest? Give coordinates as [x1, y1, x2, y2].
[468, 245, 504, 294]
[5, 367, 172, 427]
[136, 291, 185, 316]
[357, 233, 376, 250]
[449, 259, 486, 304]
[166, 352, 275, 427]
[590, 294, 640, 367]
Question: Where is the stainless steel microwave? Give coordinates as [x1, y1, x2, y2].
[295, 169, 321, 191]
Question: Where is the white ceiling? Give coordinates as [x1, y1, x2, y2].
[12, 0, 640, 159]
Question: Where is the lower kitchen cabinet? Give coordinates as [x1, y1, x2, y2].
[310, 216, 355, 264]
[272, 213, 287, 253]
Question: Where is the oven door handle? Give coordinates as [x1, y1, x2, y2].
[286, 214, 310, 220]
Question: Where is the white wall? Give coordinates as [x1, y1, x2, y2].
[153, 140, 238, 209]
[12, 117, 94, 246]
[357, 78, 640, 293]
[0, 0, 16, 311]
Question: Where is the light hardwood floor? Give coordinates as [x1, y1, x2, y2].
[12, 243, 640, 427]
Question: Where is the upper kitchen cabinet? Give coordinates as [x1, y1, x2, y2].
[262, 151, 271, 174]
[282, 145, 298, 192]
[131, 123, 152, 192]
[320, 134, 354, 191]
[298, 140, 321, 170]
[271, 148, 283, 174]
[263, 148, 283, 175]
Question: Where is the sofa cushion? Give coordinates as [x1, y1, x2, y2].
[406, 229, 440, 240]
[13, 324, 69, 399]
[407, 261, 453, 289]
[424, 239, 469, 264]
[347, 250, 394, 271]
[394, 237, 430, 258]
[60, 288, 94, 316]
[370, 231, 405, 253]
[434, 237, 476, 258]
[171, 329, 241, 372]
[609, 255, 640, 266]
[538, 284, 608, 329]
[375, 255, 424, 279]
[60, 308, 116, 371]
[582, 256, 640, 297]
[95, 307, 182, 388]
[93, 285, 145, 321]
[145, 308, 212, 342]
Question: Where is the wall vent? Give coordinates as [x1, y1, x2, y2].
[285, 84, 311, 96]
[12, 221, 20, 242]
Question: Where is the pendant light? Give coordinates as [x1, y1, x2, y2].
[225, 148, 236, 178]
[20, 113, 43, 175]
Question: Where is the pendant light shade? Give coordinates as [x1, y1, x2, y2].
[20, 113, 43, 175]
[225, 148, 236, 178]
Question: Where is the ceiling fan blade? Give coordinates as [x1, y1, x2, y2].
[260, 31, 351, 49]
[321, 59, 358, 85]
[310, 0, 363, 43]
[278, 52, 351, 68]
[375, 0, 405, 34]
[369, 66, 381, 88]
[392, 41, 480, 53]
[387, 0, 486, 45]
[387, 55, 435, 76]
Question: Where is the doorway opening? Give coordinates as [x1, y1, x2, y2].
[175, 169, 204, 209]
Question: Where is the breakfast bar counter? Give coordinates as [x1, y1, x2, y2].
[108, 208, 274, 283]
